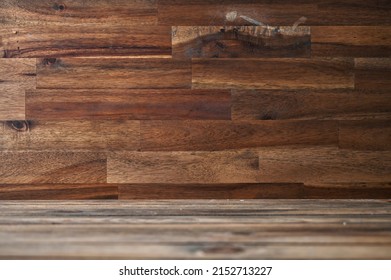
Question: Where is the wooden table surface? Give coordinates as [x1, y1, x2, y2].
[1, 200, 390, 259]
[0, 0, 390, 260]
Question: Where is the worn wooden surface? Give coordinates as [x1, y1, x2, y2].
[0, 200, 390, 259]
[0, 1, 390, 199]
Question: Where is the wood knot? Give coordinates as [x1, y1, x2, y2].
[42, 58, 58, 66]
[6, 120, 30, 132]
[53, 3, 66, 11]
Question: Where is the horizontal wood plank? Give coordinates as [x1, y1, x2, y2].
[140, 120, 338, 151]
[26, 89, 231, 120]
[231, 89, 391, 120]
[0, 152, 106, 184]
[0, 25, 171, 58]
[0, 58, 36, 119]
[172, 26, 310, 58]
[355, 58, 391, 90]
[158, 0, 391, 26]
[258, 147, 391, 183]
[0, 120, 140, 150]
[192, 58, 354, 90]
[338, 120, 391, 151]
[312, 26, 391, 57]
[36, 58, 191, 89]
[0, 184, 118, 200]
[107, 150, 259, 183]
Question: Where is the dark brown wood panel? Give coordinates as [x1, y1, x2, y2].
[312, 26, 391, 57]
[0, 152, 106, 184]
[355, 58, 391, 90]
[192, 58, 354, 90]
[158, 0, 391, 26]
[107, 150, 259, 183]
[0, 0, 157, 26]
[0, 25, 171, 58]
[0, 120, 140, 150]
[339, 120, 391, 151]
[140, 120, 338, 151]
[0, 184, 118, 200]
[258, 147, 391, 183]
[0, 58, 35, 120]
[119, 183, 391, 199]
[172, 26, 310, 58]
[26, 89, 231, 120]
[36, 58, 191, 89]
[231, 89, 391, 121]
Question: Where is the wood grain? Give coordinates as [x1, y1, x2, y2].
[0, 152, 106, 183]
[0, 25, 171, 58]
[26, 89, 231, 120]
[231, 89, 391, 121]
[338, 120, 391, 151]
[172, 26, 310, 58]
[355, 58, 391, 90]
[36, 58, 191, 89]
[158, 0, 391, 26]
[258, 147, 391, 183]
[0, 184, 118, 200]
[192, 58, 354, 90]
[0, 120, 140, 150]
[312, 26, 391, 57]
[107, 150, 259, 183]
[0, 0, 157, 26]
[0, 58, 35, 119]
[0, 200, 390, 259]
[140, 120, 338, 151]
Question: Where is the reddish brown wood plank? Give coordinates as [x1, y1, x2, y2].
[158, 0, 391, 26]
[339, 120, 391, 151]
[231, 89, 391, 121]
[140, 120, 338, 151]
[26, 89, 231, 120]
[0, 152, 106, 184]
[36, 58, 191, 89]
[355, 58, 391, 90]
[0, 184, 118, 200]
[172, 26, 310, 58]
[192, 58, 354, 90]
[258, 147, 391, 183]
[108, 150, 259, 183]
[0, 120, 140, 150]
[0, 25, 171, 58]
[312, 26, 391, 57]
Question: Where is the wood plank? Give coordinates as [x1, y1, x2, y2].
[0, 25, 171, 58]
[231, 89, 391, 121]
[172, 26, 310, 58]
[192, 58, 354, 90]
[0, 120, 140, 150]
[0, 58, 35, 119]
[140, 120, 338, 151]
[257, 147, 391, 183]
[36, 58, 191, 89]
[0, 0, 157, 26]
[119, 183, 391, 199]
[0, 184, 118, 200]
[312, 26, 391, 57]
[355, 58, 391, 90]
[0, 152, 106, 184]
[107, 150, 259, 183]
[26, 89, 231, 120]
[158, 0, 391, 26]
[338, 120, 391, 151]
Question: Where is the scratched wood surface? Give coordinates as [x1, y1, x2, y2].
[0, 200, 390, 259]
[0, 1, 391, 261]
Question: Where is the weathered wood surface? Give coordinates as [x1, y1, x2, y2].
[0, 200, 390, 259]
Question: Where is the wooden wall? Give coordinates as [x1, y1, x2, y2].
[0, 0, 390, 199]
